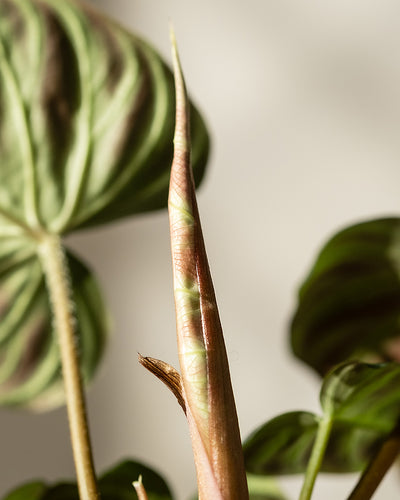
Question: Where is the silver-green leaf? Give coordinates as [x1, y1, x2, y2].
[0, 0, 209, 233]
[0, 243, 107, 410]
[0, 0, 209, 409]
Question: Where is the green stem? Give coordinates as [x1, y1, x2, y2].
[299, 416, 333, 500]
[347, 423, 400, 500]
[38, 233, 100, 500]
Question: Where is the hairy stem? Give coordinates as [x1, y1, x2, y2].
[347, 423, 400, 500]
[299, 416, 333, 500]
[38, 233, 100, 500]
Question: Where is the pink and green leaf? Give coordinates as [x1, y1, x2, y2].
[167, 30, 249, 500]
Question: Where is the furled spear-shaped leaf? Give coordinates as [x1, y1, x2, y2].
[139, 32, 248, 499]
[0, 0, 209, 410]
[3, 460, 174, 500]
[167, 32, 248, 500]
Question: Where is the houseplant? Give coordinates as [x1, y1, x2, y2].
[2, 0, 396, 500]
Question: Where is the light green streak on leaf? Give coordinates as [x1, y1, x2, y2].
[0, 256, 41, 344]
[71, 40, 172, 229]
[92, 29, 140, 137]
[0, 338, 60, 407]
[247, 474, 287, 500]
[43, 0, 93, 232]
[169, 199, 195, 227]
[0, 293, 43, 384]
[0, 246, 108, 410]
[12, 0, 44, 96]
[320, 363, 356, 416]
[0, 0, 209, 411]
[0, 15, 40, 228]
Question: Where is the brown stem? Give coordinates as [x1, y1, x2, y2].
[347, 424, 400, 500]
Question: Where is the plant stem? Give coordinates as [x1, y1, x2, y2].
[347, 423, 400, 500]
[299, 416, 333, 500]
[38, 233, 100, 500]
[133, 475, 149, 500]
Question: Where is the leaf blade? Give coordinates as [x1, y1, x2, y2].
[244, 362, 400, 475]
[291, 218, 400, 375]
[0, 245, 108, 410]
[2, 460, 174, 500]
[0, 0, 210, 234]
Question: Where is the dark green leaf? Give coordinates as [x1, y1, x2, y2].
[290, 218, 400, 375]
[0, 245, 108, 410]
[2, 460, 174, 500]
[244, 362, 400, 475]
[99, 460, 173, 500]
[244, 412, 319, 475]
[2, 482, 46, 500]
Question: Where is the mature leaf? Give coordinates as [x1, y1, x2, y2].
[0, 244, 107, 410]
[2, 460, 174, 500]
[0, 0, 209, 233]
[291, 218, 400, 375]
[244, 362, 400, 475]
[0, 0, 209, 409]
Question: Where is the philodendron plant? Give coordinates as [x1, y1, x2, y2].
[4, 1, 400, 500]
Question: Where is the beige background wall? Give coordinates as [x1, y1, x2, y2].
[2, 1, 400, 498]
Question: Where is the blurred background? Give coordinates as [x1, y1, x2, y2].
[2, 0, 400, 498]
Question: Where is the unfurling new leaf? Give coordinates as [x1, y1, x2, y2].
[164, 31, 248, 500]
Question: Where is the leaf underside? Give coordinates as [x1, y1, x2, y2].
[0, 0, 209, 233]
[0, 245, 107, 410]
